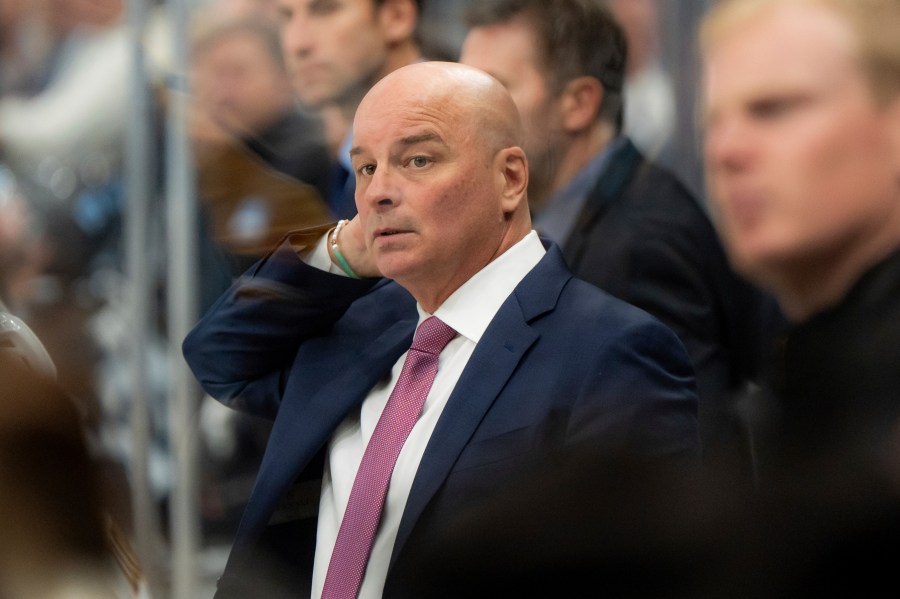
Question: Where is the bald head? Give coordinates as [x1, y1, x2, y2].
[357, 61, 524, 159]
[349, 60, 532, 312]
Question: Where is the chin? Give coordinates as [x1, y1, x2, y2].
[721, 230, 767, 275]
[732, 256, 773, 289]
[375, 258, 411, 283]
[294, 87, 331, 109]
[734, 242, 805, 293]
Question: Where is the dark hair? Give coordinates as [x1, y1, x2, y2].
[466, 0, 627, 131]
[0, 358, 109, 563]
[375, 0, 424, 14]
[375, 0, 425, 48]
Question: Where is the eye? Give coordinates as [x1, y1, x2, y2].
[748, 95, 807, 121]
[277, 5, 292, 24]
[408, 156, 431, 168]
[358, 164, 375, 176]
[309, 0, 340, 16]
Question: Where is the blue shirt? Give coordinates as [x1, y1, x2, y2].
[533, 136, 627, 245]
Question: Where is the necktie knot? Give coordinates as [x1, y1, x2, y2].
[411, 316, 457, 355]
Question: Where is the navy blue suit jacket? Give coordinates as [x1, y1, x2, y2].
[183, 236, 700, 598]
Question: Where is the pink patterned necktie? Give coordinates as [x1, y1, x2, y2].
[321, 316, 457, 599]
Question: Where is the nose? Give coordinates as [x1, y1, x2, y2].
[357, 166, 399, 213]
[281, 13, 314, 58]
[704, 114, 755, 176]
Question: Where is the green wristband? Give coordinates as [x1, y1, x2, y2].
[331, 220, 360, 279]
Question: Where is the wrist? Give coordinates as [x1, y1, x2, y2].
[329, 219, 360, 279]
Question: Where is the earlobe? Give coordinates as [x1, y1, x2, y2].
[561, 76, 604, 132]
[377, 0, 418, 45]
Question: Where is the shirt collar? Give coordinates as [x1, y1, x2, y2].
[416, 231, 545, 344]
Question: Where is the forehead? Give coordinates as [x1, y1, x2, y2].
[705, 4, 861, 101]
[278, 0, 374, 13]
[462, 20, 544, 77]
[203, 32, 268, 58]
[353, 92, 464, 150]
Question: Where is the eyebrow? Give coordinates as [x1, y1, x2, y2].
[350, 132, 445, 158]
[398, 132, 444, 147]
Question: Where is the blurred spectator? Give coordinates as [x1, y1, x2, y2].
[0, 351, 148, 598]
[461, 0, 776, 479]
[0, 0, 169, 202]
[277, 0, 425, 219]
[214, 0, 282, 23]
[190, 17, 331, 273]
[702, 0, 900, 476]
[0, 0, 55, 95]
[0, 166, 45, 312]
[606, 0, 675, 162]
[0, 0, 172, 299]
[0, 0, 168, 455]
[0, 0, 180, 543]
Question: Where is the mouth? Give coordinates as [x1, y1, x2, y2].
[728, 190, 765, 222]
[293, 63, 328, 81]
[373, 228, 409, 238]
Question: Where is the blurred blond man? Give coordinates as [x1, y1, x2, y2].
[702, 0, 900, 467]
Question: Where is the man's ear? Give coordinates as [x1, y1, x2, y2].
[377, 0, 418, 45]
[887, 95, 900, 178]
[559, 76, 604, 132]
[496, 146, 529, 214]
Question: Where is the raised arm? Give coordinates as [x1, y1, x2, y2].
[182, 232, 378, 419]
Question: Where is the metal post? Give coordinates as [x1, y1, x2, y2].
[124, 0, 163, 594]
[164, 0, 201, 596]
[662, 0, 709, 201]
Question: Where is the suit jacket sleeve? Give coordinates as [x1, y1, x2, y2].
[569, 313, 700, 459]
[182, 236, 378, 419]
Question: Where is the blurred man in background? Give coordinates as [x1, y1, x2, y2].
[461, 0, 774, 478]
[190, 17, 331, 271]
[606, 0, 675, 161]
[276, 0, 424, 219]
[702, 0, 900, 474]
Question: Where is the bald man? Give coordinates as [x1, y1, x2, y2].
[184, 61, 698, 599]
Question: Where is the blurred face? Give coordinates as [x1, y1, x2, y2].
[219, 0, 281, 22]
[46, 0, 121, 32]
[607, 0, 658, 73]
[351, 75, 513, 303]
[193, 32, 292, 133]
[703, 4, 900, 287]
[278, 0, 390, 109]
[0, 0, 25, 34]
[461, 19, 564, 195]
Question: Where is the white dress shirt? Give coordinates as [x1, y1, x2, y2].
[305, 230, 545, 598]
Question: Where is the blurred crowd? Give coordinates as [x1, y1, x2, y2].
[0, 0, 478, 548]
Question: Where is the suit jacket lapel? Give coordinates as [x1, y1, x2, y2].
[563, 138, 642, 267]
[389, 245, 571, 567]
[238, 315, 418, 540]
